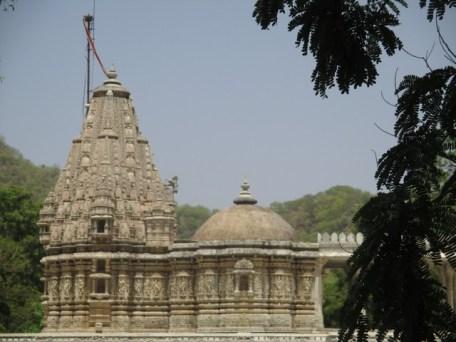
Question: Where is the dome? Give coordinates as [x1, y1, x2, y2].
[192, 181, 295, 242]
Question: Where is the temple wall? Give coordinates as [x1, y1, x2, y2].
[41, 243, 323, 333]
[0, 332, 344, 342]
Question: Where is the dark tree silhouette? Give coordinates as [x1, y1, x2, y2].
[253, 0, 456, 340]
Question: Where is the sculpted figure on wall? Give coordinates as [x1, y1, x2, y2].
[74, 274, 85, 301]
[117, 274, 130, 300]
[50, 225, 61, 242]
[48, 277, 59, 302]
[254, 274, 264, 298]
[60, 275, 72, 302]
[298, 272, 315, 298]
[134, 273, 143, 299]
[63, 223, 74, 242]
[198, 270, 217, 298]
[144, 273, 166, 299]
[170, 271, 192, 299]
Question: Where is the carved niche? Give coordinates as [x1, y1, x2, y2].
[117, 273, 130, 300]
[144, 273, 166, 300]
[298, 271, 315, 300]
[170, 271, 192, 299]
[48, 277, 59, 302]
[60, 274, 73, 302]
[271, 270, 291, 299]
[133, 273, 144, 299]
[233, 258, 254, 296]
[197, 269, 217, 299]
[74, 273, 86, 302]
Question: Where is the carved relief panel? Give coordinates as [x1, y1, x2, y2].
[117, 273, 130, 300]
[48, 276, 59, 302]
[74, 273, 86, 302]
[297, 271, 315, 300]
[197, 270, 218, 299]
[60, 274, 73, 302]
[133, 273, 144, 299]
[270, 270, 292, 299]
[144, 273, 166, 300]
[170, 271, 193, 299]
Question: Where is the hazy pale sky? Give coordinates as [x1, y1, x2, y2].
[0, 1, 455, 208]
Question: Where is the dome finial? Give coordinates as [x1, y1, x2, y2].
[233, 179, 257, 205]
[106, 65, 117, 79]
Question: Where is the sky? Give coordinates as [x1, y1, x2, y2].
[0, 1, 455, 209]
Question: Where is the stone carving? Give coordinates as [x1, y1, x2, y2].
[117, 274, 130, 300]
[134, 273, 143, 298]
[48, 277, 59, 302]
[144, 274, 165, 299]
[198, 271, 217, 298]
[60, 276, 72, 302]
[74, 275, 85, 301]
[298, 273, 315, 298]
[50, 225, 61, 242]
[253, 274, 264, 298]
[62, 224, 73, 242]
[170, 271, 192, 299]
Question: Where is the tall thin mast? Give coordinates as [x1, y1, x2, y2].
[83, 14, 94, 113]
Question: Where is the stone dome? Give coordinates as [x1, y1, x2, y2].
[192, 181, 295, 242]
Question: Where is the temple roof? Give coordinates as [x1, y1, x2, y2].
[39, 69, 176, 247]
[192, 181, 295, 242]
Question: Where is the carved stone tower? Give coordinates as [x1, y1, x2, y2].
[38, 69, 176, 331]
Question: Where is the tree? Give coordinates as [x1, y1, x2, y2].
[176, 204, 214, 239]
[0, 186, 43, 332]
[253, 0, 456, 340]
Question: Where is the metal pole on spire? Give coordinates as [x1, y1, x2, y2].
[83, 14, 93, 115]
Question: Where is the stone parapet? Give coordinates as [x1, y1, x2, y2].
[0, 332, 346, 342]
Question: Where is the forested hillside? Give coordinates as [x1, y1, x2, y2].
[271, 186, 371, 241]
[0, 137, 59, 201]
[0, 138, 370, 330]
[0, 137, 58, 331]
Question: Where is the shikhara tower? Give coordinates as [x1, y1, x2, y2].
[38, 69, 177, 330]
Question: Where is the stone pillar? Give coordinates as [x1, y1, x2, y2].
[169, 267, 195, 331]
[130, 271, 145, 331]
[58, 266, 73, 330]
[111, 262, 130, 331]
[268, 259, 293, 332]
[45, 263, 60, 331]
[293, 259, 320, 331]
[142, 268, 169, 331]
[195, 257, 219, 331]
[312, 259, 325, 329]
[73, 260, 89, 329]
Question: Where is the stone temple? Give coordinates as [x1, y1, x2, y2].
[37, 69, 326, 332]
[34, 70, 377, 334]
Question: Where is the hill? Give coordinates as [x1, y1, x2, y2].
[0, 138, 371, 330]
[0, 137, 59, 201]
[271, 185, 371, 241]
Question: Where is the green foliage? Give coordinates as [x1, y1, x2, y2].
[338, 67, 456, 340]
[323, 269, 348, 328]
[252, 0, 454, 96]
[176, 204, 214, 239]
[0, 137, 59, 202]
[0, 187, 44, 332]
[253, 0, 405, 96]
[271, 185, 371, 241]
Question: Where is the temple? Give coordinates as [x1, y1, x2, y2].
[37, 70, 455, 333]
